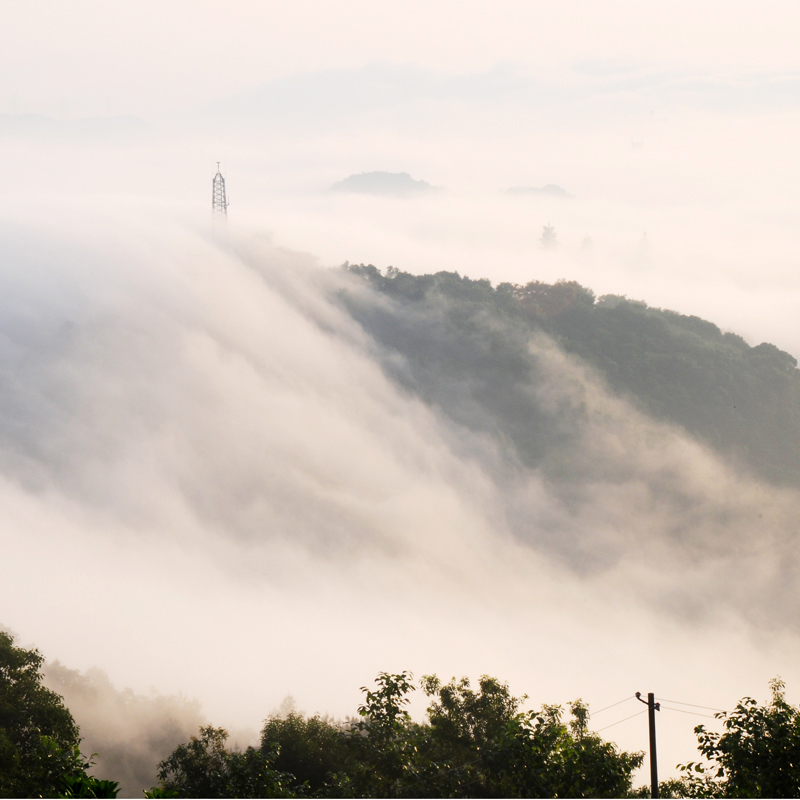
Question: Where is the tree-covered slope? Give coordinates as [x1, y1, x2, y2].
[340, 265, 800, 486]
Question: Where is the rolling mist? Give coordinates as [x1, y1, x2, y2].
[1, 203, 799, 792]
[4, 5, 800, 791]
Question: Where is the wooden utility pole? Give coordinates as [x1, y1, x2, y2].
[636, 691, 660, 798]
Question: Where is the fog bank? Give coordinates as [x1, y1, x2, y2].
[2, 204, 800, 787]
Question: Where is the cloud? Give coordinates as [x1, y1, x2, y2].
[3, 64, 800, 777]
[0, 207, 797, 633]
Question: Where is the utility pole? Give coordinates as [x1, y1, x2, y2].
[212, 162, 228, 218]
[636, 692, 660, 798]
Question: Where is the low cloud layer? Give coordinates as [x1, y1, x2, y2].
[2, 205, 800, 785]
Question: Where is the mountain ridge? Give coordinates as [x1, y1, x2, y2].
[338, 264, 800, 486]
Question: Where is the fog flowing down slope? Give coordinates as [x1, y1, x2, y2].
[336, 265, 800, 622]
[3, 210, 800, 790]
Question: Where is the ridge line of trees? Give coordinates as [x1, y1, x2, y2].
[339, 265, 800, 486]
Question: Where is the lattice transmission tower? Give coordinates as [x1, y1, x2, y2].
[212, 162, 228, 217]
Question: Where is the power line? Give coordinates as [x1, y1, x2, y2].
[591, 696, 636, 716]
[657, 698, 724, 713]
[596, 709, 645, 733]
[660, 705, 717, 719]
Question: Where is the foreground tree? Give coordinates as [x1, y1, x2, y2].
[419, 675, 642, 797]
[336, 671, 423, 797]
[0, 630, 118, 798]
[670, 678, 800, 798]
[159, 672, 644, 798]
[157, 725, 295, 798]
[276, 672, 641, 798]
[260, 713, 346, 794]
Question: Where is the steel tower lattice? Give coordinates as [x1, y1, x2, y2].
[212, 162, 228, 217]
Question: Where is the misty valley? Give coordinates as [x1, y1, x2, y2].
[4, 242, 800, 797]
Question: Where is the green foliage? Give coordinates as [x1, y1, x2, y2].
[156, 725, 294, 798]
[336, 671, 421, 797]
[260, 713, 345, 793]
[341, 265, 800, 486]
[16, 630, 800, 800]
[255, 672, 643, 798]
[142, 788, 179, 798]
[489, 702, 643, 798]
[417, 678, 642, 798]
[356, 671, 415, 741]
[58, 772, 120, 798]
[672, 678, 800, 798]
[0, 630, 95, 798]
[422, 673, 523, 753]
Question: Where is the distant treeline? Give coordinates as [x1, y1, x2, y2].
[339, 265, 800, 486]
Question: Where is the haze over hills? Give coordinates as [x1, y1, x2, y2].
[42, 659, 206, 796]
[20, 250, 800, 794]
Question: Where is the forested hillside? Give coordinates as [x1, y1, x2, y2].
[340, 265, 800, 486]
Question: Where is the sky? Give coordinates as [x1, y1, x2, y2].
[3, 1, 800, 792]
[4, 1, 800, 117]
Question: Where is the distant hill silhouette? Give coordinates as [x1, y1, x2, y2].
[331, 171, 436, 196]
